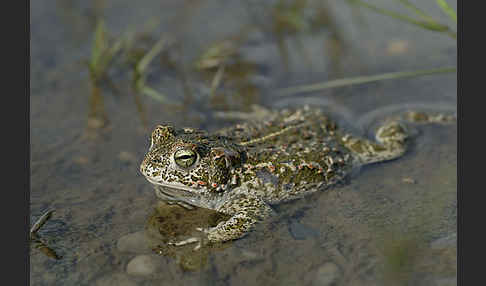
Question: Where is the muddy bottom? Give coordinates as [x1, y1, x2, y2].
[30, 119, 456, 286]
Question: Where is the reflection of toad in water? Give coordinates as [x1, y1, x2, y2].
[118, 201, 231, 271]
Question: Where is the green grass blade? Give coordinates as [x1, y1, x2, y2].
[350, 0, 451, 33]
[397, 0, 434, 22]
[136, 38, 166, 74]
[141, 86, 168, 102]
[276, 67, 456, 96]
[101, 35, 125, 69]
[96, 36, 124, 75]
[436, 0, 457, 23]
[90, 20, 107, 70]
[109, 35, 126, 58]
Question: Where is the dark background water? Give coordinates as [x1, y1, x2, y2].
[30, 1, 456, 285]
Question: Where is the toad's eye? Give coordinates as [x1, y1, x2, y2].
[174, 149, 198, 168]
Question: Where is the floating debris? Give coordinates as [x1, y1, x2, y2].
[30, 209, 62, 260]
[402, 177, 417, 184]
[30, 209, 55, 235]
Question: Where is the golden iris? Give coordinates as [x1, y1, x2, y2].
[174, 149, 197, 168]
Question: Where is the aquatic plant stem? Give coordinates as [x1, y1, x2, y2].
[276, 67, 456, 96]
[349, 0, 455, 38]
[397, 0, 434, 22]
[436, 0, 457, 23]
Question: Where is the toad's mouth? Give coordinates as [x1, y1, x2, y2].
[144, 176, 201, 198]
[145, 176, 198, 191]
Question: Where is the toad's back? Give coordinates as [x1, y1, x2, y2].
[214, 108, 356, 204]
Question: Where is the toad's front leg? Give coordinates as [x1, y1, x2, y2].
[169, 192, 273, 249]
[206, 193, 274, 243]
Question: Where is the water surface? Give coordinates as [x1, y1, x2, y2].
[30, 1, 456, 285]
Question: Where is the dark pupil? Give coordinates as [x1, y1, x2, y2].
[178, 155, 194, 160]
[175, 151, 196, 168]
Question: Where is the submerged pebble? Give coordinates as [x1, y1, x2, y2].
[126, 254, 161, 276]
[117, 231, 151, 254]
[313, 262, 341, 286]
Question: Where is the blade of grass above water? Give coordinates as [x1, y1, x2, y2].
[136, 38, 167, 74]
[89, 20, 125, 82]
[397, 0, 435, 22]
[276, 67, 456, 96]
[133, 38, 169, 102]
[348, 0, 455, 38]
[140, 85, 168, 103]
[90, 21, 106, 70]
[436, 0, 457, 23]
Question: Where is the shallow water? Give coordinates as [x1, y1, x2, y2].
[30, 1, 456, 285]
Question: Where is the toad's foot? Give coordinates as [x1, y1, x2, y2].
[344, 109, 455, 166]
[342, 121, 409, 165]
[168, 236, 204, 251]
[167, 226, 216, 251]
[404, 111, 456, 124]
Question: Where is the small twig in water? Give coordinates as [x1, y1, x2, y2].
[30, 209, 55, 235]
[30, 209, 62, 260]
